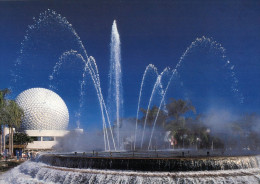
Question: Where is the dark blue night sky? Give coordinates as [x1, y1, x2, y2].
[0, 0, 260, 130]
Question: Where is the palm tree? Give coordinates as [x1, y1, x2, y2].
[5, 100, 24, 156]
[0, 89, 11, 153]
[165, 98, 196, 148]
[0, 91, 3, 153]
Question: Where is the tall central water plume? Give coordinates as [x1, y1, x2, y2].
[108, 20, 123, 148]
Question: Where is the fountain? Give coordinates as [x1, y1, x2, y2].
[1, 153, 260, 183]
[11, 9, 244, 152]
[3, 9, 259, 184]
[134, 64, 159, 150]
[107, 20, 123, 149]
[140, 67, 170, 149]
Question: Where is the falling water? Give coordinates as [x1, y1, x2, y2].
[148, 69, 177, 150]
[175, 36, 244, 103]
[134, 64, 159, 150]
[49, 50, 117, 150]
[140, 67, 170, 148]
[12, 9, 244, 152]
[17, 9, 118, 150]
[1, 155, 260, 184]
[48, 50, 87, 129]
[12, 9, 93, 136]
[147, 36, 244, 149]
[108, 20, 123, 148]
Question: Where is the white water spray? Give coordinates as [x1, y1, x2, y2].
[108, 20, 123, 148]
[134, 64, 159, 150]
[140, 67, 170, 148]
[1, 158, 260, 184]
[147, 36, 244, 149]
[12, 9, 244, 152]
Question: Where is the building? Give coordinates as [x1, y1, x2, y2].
[16, 88, 70, 150]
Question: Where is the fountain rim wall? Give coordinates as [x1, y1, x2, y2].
[37, 153, 260, 172]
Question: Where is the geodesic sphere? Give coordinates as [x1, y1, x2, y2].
[16, 88, 69, 130]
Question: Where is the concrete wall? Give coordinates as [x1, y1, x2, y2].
[25, 130, 69, 150]
[39, 154, 259, 172]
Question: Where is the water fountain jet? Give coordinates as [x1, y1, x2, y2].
[108, 20, 123, 149]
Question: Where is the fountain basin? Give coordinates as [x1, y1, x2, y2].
[38, 152, 259, 172]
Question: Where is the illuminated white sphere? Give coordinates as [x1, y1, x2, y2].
[16, 88, 69, 130]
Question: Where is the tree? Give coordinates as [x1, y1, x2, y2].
[5, 100, 24, 156]
[7, 132, 33, 146]
[0, 88, 11, 153]
[140, 106, 167, 128]
[165, 98, 196, 148]
[139, 106, 168, 149]
[166, 98, 196, 120]
[136, 99, 226, 150]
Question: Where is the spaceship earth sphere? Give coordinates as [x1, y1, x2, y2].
[16, 88, 69, 130]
